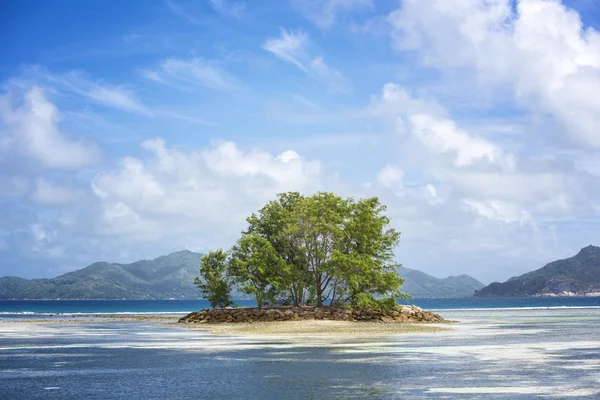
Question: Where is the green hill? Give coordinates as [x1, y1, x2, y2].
[399, 268, 484, 298]
[475, 245, 600, 297]
[0, 250, 485, 299]
[0, 250, 203, 300]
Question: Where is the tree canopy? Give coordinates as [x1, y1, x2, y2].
[195, 192, 406, 310]
[194, 249, 234, 309]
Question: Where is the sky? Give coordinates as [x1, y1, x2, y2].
[1, 0, 599, 283]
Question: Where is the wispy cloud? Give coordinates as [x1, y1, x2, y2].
[165, 0, 201, 24]
[155, 109, 219, 126]
[209, 0, 245, 18]
[32, 69, 153, 116]
[86, 85, 150, 115]
[292, 0, 373, 29]
[263, 29, 310, 72]
[0, 87, 101, 169]
[166, 0, 245, 23]
[7, 66, 221, 127]
[141, 57, 238, 92]
[262, 29, 351, 93]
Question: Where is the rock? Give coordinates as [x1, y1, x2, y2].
[177, 305, 444, 325]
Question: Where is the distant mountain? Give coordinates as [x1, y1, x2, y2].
[399, 268, 484, 298]
[0, 250, 203, 300]
[475, 245, 600, 297]
[0, 250, 485, 299]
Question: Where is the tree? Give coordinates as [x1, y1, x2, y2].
[284, 192, 348, 307]
[194, 250, 234, 309]
[198, 191, 406, 311]
[332, 197, 405, 310]
[229, 233, 290, 308]
[245, 192, 310, 306]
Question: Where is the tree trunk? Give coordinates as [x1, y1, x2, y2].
[316, 284, 324, 307]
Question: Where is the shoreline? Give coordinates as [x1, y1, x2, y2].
[187, 319, 452, 336]
[0, 314, 452, 336]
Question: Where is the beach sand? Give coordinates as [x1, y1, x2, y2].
[190, 319, 450, 336]
[2, 315, 450, 336]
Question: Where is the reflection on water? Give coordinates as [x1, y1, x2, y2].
[1, 308, 599, 399]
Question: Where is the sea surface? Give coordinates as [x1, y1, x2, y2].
[1, 298, 600, 399]
[1, 296, 600, 317]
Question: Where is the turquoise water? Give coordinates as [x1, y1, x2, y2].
[1, 307, 599, 399]
[2, 296, 600, 316]
[2, 298, 600, 398]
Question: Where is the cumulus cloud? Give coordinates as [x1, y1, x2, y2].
[369, 83, 447, 118]
[263, 29, 351, 92]
[388, 0, 600, 148]
[463, 198, 533, 225]
[91, 139, 322, 240]
[409, 114, 516, 169]
[0, 87, 101, 169]
[367, 78, 586, 275]
[370, 82, 516, 170]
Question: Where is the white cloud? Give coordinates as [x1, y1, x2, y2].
[91, 139, 322, 240]
[141, 57, 238, 92]
[86, 85, 150, 115]
[309, 56, 352, 92]
[209, 0, 245, 18]
[0, 87, 101, 169]
[409, 113, 516, 169]
[36, 69, 152, 115]
[263, 29, 311, 72]
[369, 83, 447, 118]
[263, 29, 351, 92]
[463, 198, 533, 225]
[377, 164, 404, 188]
[293, 0, 373, 29]
[165, 0, 201, 24]
[388, 0, 600, 148]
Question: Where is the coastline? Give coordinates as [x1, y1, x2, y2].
[0, 314, 451, 336]
[189, 319, 451, 336]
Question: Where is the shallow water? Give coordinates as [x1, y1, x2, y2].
[2, 297, 600, 316]
[1, 308, 599, 399]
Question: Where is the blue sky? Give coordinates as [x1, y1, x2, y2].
[1, 0, 600, 283]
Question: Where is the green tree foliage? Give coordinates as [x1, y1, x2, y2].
[229, 233, 290, 308]
[194, 250, 234, 309]
[199, 192, 405, 310]
[246, 192, 310, 306]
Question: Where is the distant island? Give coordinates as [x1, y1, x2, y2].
[475, 245, 600, 297]
[0, 250, 483, 300]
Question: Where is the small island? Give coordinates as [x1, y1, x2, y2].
[180, 191, 446, 334]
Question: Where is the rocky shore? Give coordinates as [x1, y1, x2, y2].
[178, 305, 444, 324]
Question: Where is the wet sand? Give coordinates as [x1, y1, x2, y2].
[193, 319, 450, 336]
[1, 314, 450, 336]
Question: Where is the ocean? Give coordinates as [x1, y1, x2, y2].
[1, 298, 600, 399]
[2, 296, 600, 317]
